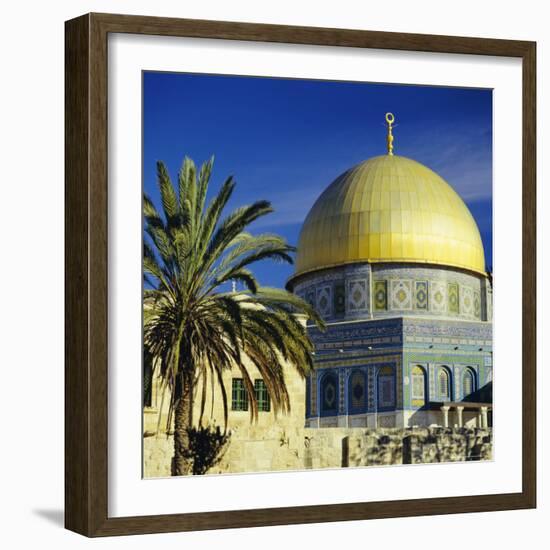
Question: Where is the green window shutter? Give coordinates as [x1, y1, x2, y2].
[254, 379, 270, 412]
[231, 378, 248, 411]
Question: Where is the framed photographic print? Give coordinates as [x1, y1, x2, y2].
[65, 13, 536, 536]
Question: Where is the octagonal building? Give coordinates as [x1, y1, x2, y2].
[287, 114, 493, 429]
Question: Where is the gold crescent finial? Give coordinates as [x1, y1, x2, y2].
[385, 112, 395, 155]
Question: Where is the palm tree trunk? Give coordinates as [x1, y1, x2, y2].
[173, 372, 193, 475]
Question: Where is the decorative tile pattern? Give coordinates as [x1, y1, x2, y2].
[391, 279, 413, 310]
[430, 281, 447, 313]
[454, 366, 461, 399]
[473, 291, 481, 319]
[305, 288, 316, 309]
[448, 282, 459, 314]
[367, 366, 375, 408]
[308, 317, 492, 353]
[415, 280, 429, 310]
[374, 280, 387, 311]
[339, 370, 346, 413]
[347, 279, 367, 312]
[378, 365, 395, 408]
[350, 370, 367, 410]
[316, 285, 332, 318]
[395, 357, 403, 408]
[320, 372, 338, 414]
[333, 282, 346, 315]
[403, 317, 492, 341]
[293, 262, 490, 322]
[429, 365, 436, 401]
[460, 286, 473, 316]
[310, 371, 317, 415]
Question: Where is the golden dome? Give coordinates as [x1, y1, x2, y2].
[292, 154, 486, 279]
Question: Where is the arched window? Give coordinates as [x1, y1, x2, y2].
[411, 365, 426, 407]
[463, 368, 476, 398]
[377, 366, 395, 409]
[348, 370, 367, 413]
[320, 372, 338, 416]
[438, 368, 451, 400]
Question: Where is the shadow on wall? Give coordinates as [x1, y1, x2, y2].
[177, 425, 231, 475]
[406, 380, 493, 428]
[464, 381, 493, 403]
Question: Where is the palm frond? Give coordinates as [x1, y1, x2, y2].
[157, 161, 180, 230]
[143, 154, 323, 450]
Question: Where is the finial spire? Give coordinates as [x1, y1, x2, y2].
[385, 112, 395, 155]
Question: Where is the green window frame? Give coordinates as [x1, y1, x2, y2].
[231, 378, 248, 411]
[254, 379, 271, 412]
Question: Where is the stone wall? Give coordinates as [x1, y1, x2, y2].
[401, 427, 492, 464]
[144, 426, 492, 478]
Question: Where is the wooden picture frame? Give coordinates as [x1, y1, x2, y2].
[65, 12, 536, 537]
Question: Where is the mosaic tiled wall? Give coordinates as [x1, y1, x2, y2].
[293, 264, 371, 322]
[308, 316, 491, 354]
[374, 280, 387, 311]
[292, 262, 491, 322]
[309, 357, 402, 418]
[308, 353, 491, 418]
[402, 351, 491, 410]
[305, 315, 492, 421]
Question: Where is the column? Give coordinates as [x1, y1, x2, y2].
[440, 405, 450, 428]
[456, 406, 464, 428]
[480, 406, 488, 428]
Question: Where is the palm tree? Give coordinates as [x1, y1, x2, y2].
[143, 156, 324, 475]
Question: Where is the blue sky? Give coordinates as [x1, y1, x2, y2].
[143, 72, 493, 289]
